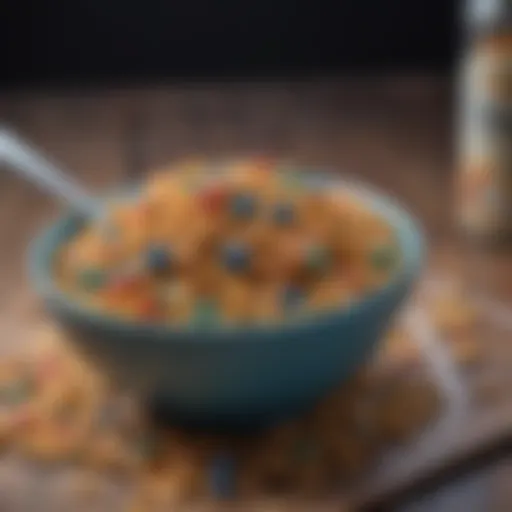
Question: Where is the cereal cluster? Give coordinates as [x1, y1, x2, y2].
[0, 323, 439, 510]
[58, 160, 399, 325]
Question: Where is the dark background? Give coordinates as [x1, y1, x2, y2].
[1, 0, 456, 89]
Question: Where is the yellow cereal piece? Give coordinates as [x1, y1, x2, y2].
[430, 296, 477, 334]
[382, 328, 422, 368]
[220, 278, 254, 324]
[17, 420, 86, 462]
[251, 284, 282, 324]
[130, 462, 198, 510]
[308, 277, 352, 311]
[84, 432, 140, 473]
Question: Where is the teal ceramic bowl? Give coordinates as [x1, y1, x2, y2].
[28, 175, 425, 429]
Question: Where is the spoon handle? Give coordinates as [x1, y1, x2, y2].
[0, 128, 98, 218]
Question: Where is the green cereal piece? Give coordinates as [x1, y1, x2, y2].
[192, 299, 218, 327]
[0, 376, 33, 406]
[78, 268, 107, 292]
[370, 245, 397, 271]
[279, 170, 305, 191]
[306, 245, 331, 273]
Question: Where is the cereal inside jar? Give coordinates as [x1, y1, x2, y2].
[57, 161, 401, 327]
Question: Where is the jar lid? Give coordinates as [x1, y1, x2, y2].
[465, 0, 512, 32]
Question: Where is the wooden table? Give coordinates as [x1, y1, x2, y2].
[0, 76, 511, 511]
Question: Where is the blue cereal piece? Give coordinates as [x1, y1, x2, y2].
[78, 267, 107, 291]
[272, 203, 295, 226]
[229, 193, 257, 220]
[209, 452, 237, 499]
[222, 242, 250, 273]
[282, 285, 304, 311]
[146, 245, 173, 274]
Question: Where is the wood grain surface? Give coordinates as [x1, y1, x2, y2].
[0, 76, 511, 511]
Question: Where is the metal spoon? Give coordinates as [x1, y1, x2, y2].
[0, 127, 99, 219]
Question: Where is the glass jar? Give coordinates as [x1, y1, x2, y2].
[456, 0, 512, 242]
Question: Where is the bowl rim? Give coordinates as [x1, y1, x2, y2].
[27, 171, 426, 340]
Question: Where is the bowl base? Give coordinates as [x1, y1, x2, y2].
[146, 394, 319, 434]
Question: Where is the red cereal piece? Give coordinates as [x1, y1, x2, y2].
[199, 186, 228, 214]
[11, 407, 35, 429]
[138, 297, 164, 321]
[108, 275, 142, 295]
[37, 355, 62, 382]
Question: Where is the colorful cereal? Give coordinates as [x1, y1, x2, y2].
[57, 160, 400, 325]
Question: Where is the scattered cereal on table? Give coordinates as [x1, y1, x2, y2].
[429, 294, 477, 335]
[0, 302, 446, 508]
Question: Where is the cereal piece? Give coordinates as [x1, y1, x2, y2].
[251, 284, 282, 324]
[370, 244, 397, 271]
[381, 328, 422, 369]
[271, 234, 308, 281]
[77, 268, 107, 292]
[221, 279, 253, 324]
[0, 375, 33, 407]
[17, 418, 87, 462]
[198, 184, 228, 214]
[222, 242, 251, 274]
[305, 244, 331, 274]
[192, 299, 219, 327]
[131, 454, 200, 510]
[430, 296, 476, 334]
[145, 245, 173, 275]
[229, 193, 257, 220]
[272, 203, 296, 226]
[308, 276, 353, 311]
[282, 285, 305, 313]
[208, 452, 237, 499]
[85, 432, 139, 472]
